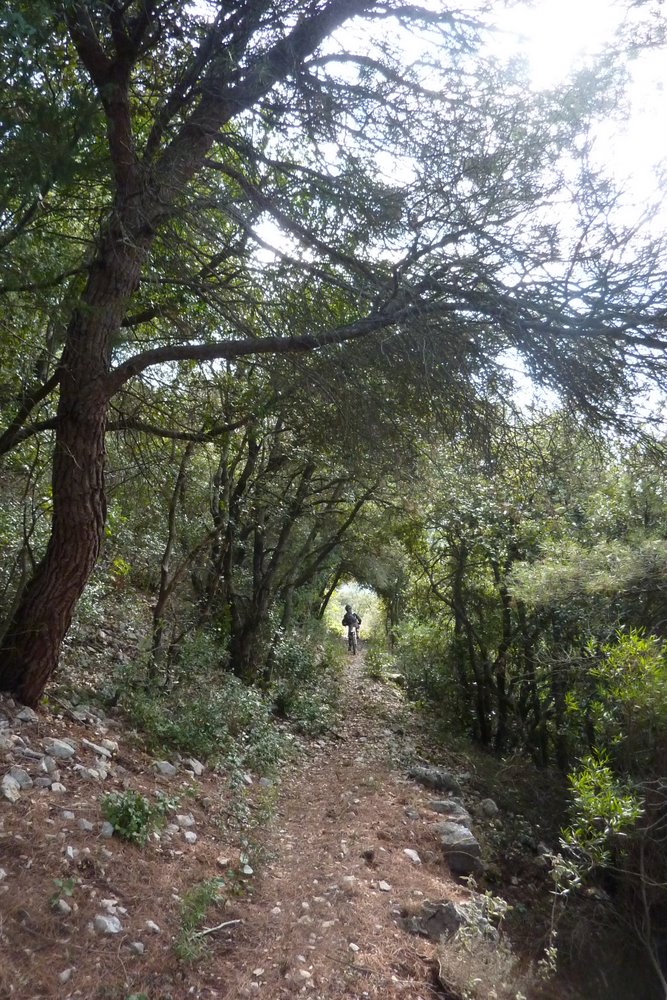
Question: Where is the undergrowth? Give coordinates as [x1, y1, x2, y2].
[269, 629, 344, 736]
[101, 789, 176, 845]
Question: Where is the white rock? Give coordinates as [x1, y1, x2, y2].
[94, 914, 122, 935]
[349, 943, 360, 953]
[129, 941, 145, 955]
[1, 775, 21, 802]
[100, 821, 114, 838]
[40, 756, 58, 774]
[403, 848, 422, 865]
[82, 738, 111, 758]
[253, 968, 265, 977]
[271, 906, 282, 916]
[0, 868, 7, 881]
[65, 846, 79, 861]
[43, 738, 76, 759]
[34, 776, 52, 788]
[154, 760, 177, 776]
[186, 757, 204, 776]
[50, 782, 67, 793]
[8, 766, 32, 788]
[62, 810, 75, 821]
[183, 830, 197, 845]
[76, 766, 100, 781]
[145, 920, 161, 934]
[378, 880, 392, 892]
[100, 739, 119, 754]
[58, 967, 74, 984]
[16, 706, 39, 724]
[176, 813, 196, 828]
[297, 970, 312, 980]
[55, 898, 72, 916]
[79, 818, 95, 832]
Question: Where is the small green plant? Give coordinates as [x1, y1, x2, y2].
[49, 877, 76, 908]
[562, 750, 643, 867]
[174, 877, 231, 962]
[101, 789, 173, 846]
[363, 644, 395, 680]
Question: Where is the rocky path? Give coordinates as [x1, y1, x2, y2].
[213, 654, 469, 999]
[0, 651, 493, 1000]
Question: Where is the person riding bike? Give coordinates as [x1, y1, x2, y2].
[342, 604, 362, 652]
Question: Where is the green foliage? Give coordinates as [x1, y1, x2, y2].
[49, 877, 76, 908]
[393, 622, 469, 730]
[562, 751, 643, 868]
[270, 632, 343, 736]
[363, 643, 396, 680]
[100, 789, 175, 846]
[173, 877, 231, 963]
[117, 641, 285, 775]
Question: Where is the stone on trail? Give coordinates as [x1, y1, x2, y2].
[378, 880, 392, 892]
[437, 821, 482, 876]
[402, 899, 469, 940]
[8, 766, 32, 789]
[94, 914, 122, 935]
[43, 738, 76, 759]
[176, 812, 195, 828]
[429, 799, 472, 824]
[154, 760, 177, 777]
[81, 738, 112, 758]
[403, 848, 422, 864]
[480, 797, 499, 818]
[15, 706, 39, 724]
[1, 775, 21, 802]
[408, 765, 462, 796]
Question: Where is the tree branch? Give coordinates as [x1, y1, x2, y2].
[0, 372, 61, 457]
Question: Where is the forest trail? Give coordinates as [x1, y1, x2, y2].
[213, 650, 464, 999]
[0, 648, 474, 1000]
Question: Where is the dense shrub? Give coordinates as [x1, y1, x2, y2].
[270, 631, 344, 736]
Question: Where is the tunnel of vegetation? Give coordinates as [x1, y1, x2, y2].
[2, 1, 667, 994]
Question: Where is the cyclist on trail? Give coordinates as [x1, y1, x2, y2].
[342, 604, 362, 651]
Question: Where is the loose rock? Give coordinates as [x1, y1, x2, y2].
[16, 707, 39, 724]
[1, 775, 21, 802]
[154, 760, 177, 777]
[408, 765, 462, 796]
[43, 738, 76, 759]
[94, 914, 122, 935]
[437, 821, 482, 876]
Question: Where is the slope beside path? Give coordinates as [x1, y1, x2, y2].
[0, 651, 480, 1000]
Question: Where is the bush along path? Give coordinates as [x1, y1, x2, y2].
[0, 650, 558, 1000]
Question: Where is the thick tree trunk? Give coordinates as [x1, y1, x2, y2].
[0, 221, 146, 705]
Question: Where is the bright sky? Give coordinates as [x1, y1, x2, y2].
[494, 0, 667, 206]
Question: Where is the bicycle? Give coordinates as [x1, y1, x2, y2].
[347, 623, 358, 655]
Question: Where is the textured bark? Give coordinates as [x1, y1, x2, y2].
[0, 220, 147, 704]
[0, 0, 391, 704]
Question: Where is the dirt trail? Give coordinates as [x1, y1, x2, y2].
[0, 650, 466, 1000]
[214, 653, 463, 999]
